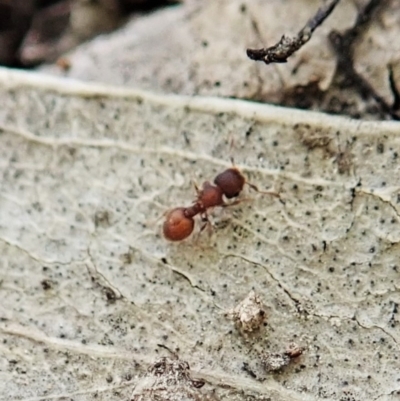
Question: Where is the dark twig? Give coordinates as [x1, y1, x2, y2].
[388, 65, 400, 112]
[328, 0, 399, 120]
[246, 0, 341, 64]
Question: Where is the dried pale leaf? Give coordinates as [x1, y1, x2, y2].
[0, 68, 400, 401]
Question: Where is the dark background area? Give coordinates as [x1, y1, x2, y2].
[0, 0, 176, 67]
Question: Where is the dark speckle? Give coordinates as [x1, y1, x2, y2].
[104, 287, 117, 303]
[41, 279, 53, 290]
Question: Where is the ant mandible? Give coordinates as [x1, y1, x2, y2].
[163, 167, 279, 241]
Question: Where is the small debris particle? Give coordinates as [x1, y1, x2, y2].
[377, 143, 384, 154]
[104, 287, 117, 303]
[228, 291, 266, 332]
[262, 352, 291, 372]
[41, 279, 53, 290]
[120, 251, 133, 265]
[130, 356, 207, 400]
[94, 210, 111, 228]
[262, 343, 304, 372]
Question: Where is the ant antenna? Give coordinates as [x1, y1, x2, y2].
[246, 181, 280, 198]
[250, 182, 285, 204]
[191, 179, 200, 194]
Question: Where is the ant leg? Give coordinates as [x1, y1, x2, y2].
[221, 197, 252, 208]
[246, 182, 284, 204]
[199, 212, 213, 237]
[228, 148, 283, 202]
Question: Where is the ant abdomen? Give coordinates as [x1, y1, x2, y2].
[214, 168, 245, 199]
[163, 207, 195, 241]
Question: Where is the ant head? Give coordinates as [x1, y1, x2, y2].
[163, 207, 194, 241]
[214, 168, 245, 198]
[198, 181, 224, 209]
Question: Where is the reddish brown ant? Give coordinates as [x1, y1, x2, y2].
[163, 167, 279, 241]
